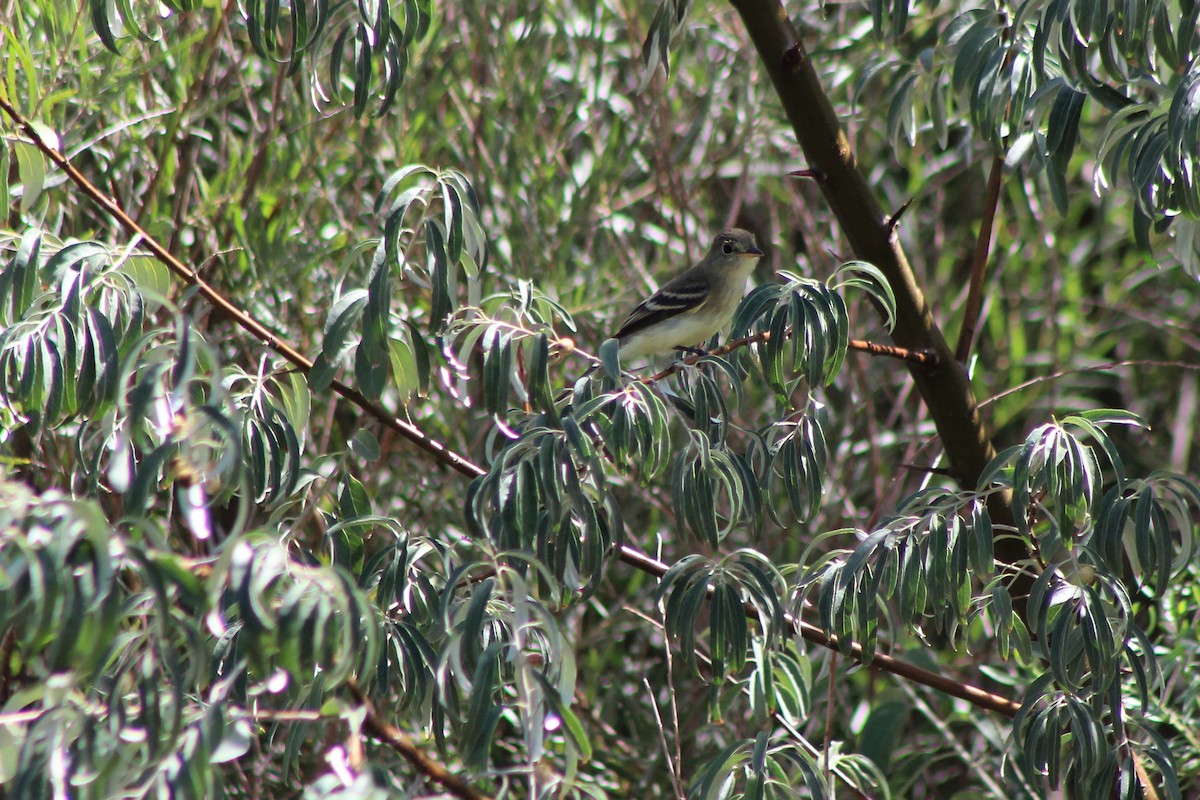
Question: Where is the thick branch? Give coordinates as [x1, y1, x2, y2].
[728, 0, 1019, 539]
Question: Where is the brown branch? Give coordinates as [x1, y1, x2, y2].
[735, 7, 1009, 485]
[0, 93, 1019, 721]
[729, 0, 1023, 586]
[848, 337, 937, 365]
[885, 198, 913, 235]
[640, 329, 937, 383]
[955, 155, 1005, 363]
[0, 94, 484, 481]
[346, 681, 493, 800]
[614, 545, 1020, 717]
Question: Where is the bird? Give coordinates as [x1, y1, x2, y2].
[609, 228, 764, 364]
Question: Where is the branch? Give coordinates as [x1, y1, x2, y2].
[614, 545, 1020, 717]
[641, 329, 938, 383]
[955, 155, 1005, 363]
[980, 359, 1200, 409]
[346, 681, 493, 800]
[727, 0, 1022, 571]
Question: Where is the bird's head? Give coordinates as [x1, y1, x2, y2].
[712, 228, 764, 264]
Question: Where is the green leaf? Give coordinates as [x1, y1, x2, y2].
[14, 142, 47, 213]
[858, 700, 911, 771]
[309, 290, 369, 391]
[829, 261, 896, 333]
[2, 229, 42, 325]
[425, 220, 450, 332]
[460, 642, 504, 771]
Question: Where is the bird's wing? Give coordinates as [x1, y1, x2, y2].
[613, 272, 711, 339]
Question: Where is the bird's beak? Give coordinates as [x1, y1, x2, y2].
[742, 245, 764, 258]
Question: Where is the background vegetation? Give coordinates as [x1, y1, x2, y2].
[2, 0, 1199, 797]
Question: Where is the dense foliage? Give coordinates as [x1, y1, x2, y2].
[2, 0, 1199, 797]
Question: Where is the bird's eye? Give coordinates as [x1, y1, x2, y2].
[722, 241, 734, 255]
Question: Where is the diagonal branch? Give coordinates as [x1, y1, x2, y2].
[0, 94, 483, 480]
[727, 0, 1023, 566]
[347, 681, 494, 800]
[615, 544, 1020, 717]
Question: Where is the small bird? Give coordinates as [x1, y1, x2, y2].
[610, 228, 764, 364]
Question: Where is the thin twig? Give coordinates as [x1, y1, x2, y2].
[979, 359, 1200, 409]
[848, 337, 938, 366]
[644, 677, 685, 800]
[885, 198, 913, 236]
[955, 155, 1004, 363]
[640, 329, 937, 383]
[787, 167, 825, 182]
[625, 603, 873, 798]
[662, 628, 686, 799]
[0, 625, 16, 705]
[897, 680, 1013, 798]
